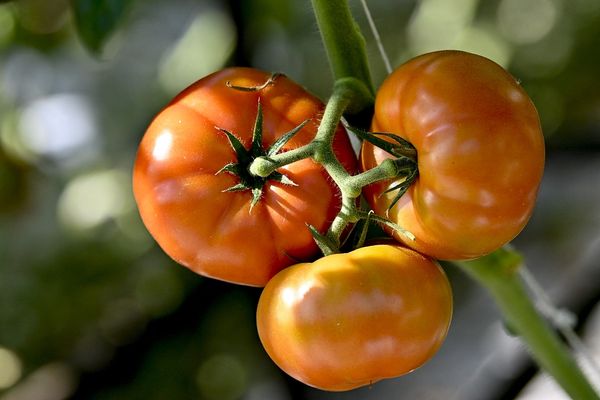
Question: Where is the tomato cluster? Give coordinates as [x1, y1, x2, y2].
[133, 50, 544, 391]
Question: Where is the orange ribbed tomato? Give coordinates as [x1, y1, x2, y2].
[256, 245, 452, 391]
[361, 50, 545, 260]
[133, 68, 356, 286]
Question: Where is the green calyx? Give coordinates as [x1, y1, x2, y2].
[346, 125, 419, 212]
[215, 100, 308, 212]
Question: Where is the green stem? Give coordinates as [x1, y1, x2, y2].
[313, 83, 375, 247]
[249, 142, 317, 177]
[310, 83, 360, 248]
[326, 196, 357, 249]
[456, 249, 600, 400]
[249, 80, 373, 250]
[314, 83, 353, 145]
[248, 82, 354, 178]
[346, 158, 403, 194]
[312, 83, 353, 184]
[310, 0, 374, 112]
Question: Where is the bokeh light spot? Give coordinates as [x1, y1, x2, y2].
[58, 169, 132, 232]
[513, 32, 572, 78]
[0, 347, 22, 389]
[18, 93, 97, 161]
[1, 362, 76, 400]
[407, 0, 478, 54]
[159, 9, 236, 95]
[497, 0, 559, 45]
[1, 111, 36, 163]
[454, 25, 512, 67]
[2, 49, 54, 104]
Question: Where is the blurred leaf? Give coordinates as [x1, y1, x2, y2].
[70, 0, 133, 53]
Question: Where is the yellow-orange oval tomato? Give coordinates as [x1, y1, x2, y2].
[361, 50, 545, 260]
[133, 68, 357, 286]
[256, 245, 452, 391]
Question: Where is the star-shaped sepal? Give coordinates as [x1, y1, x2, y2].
[347, 125, 419, 212]
[215, 99, 309, 212]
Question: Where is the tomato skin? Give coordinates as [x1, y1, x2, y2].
[361, 51, 545, 260]
[256, 245, 452, 391]
[133, 68, 357, 286]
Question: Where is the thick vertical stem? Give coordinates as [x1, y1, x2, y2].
[310, 0, 374, 111]
[457, 250, 600, 400]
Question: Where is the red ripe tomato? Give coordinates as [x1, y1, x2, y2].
[256, 245, 453, 391]
[361, 50, 545, 260]
[133, 68, 357, 286]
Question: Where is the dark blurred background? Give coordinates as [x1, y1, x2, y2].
[1, 0, 600, 399]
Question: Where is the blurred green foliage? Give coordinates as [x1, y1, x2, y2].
[71, 0, 134, 53]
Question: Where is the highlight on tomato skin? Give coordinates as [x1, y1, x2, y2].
[132, 67, 357, 287]
[360, 50, 546, 261]
[256, 245, 453, 391]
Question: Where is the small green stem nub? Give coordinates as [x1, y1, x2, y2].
[249, 142, 317, 177]
[346, 158, 399, 195]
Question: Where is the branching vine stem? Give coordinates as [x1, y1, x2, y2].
[249, 80, 402, 253]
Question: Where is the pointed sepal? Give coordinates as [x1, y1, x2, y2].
[270, 171, 298, 187]
[251, 100, 265, 156]
[354, 210, 374, 249]
[249, 187, 263, 213]
[223, 183, 248, 193]
[365, 213, 415, 242]
[381, 169, 418, 211]
[267, 119, 310, 157]
[346, 125, 417, 160]
[216, 162, 242, 176]
[216, 127, 251, 164]
[307, 224, 338, 256]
